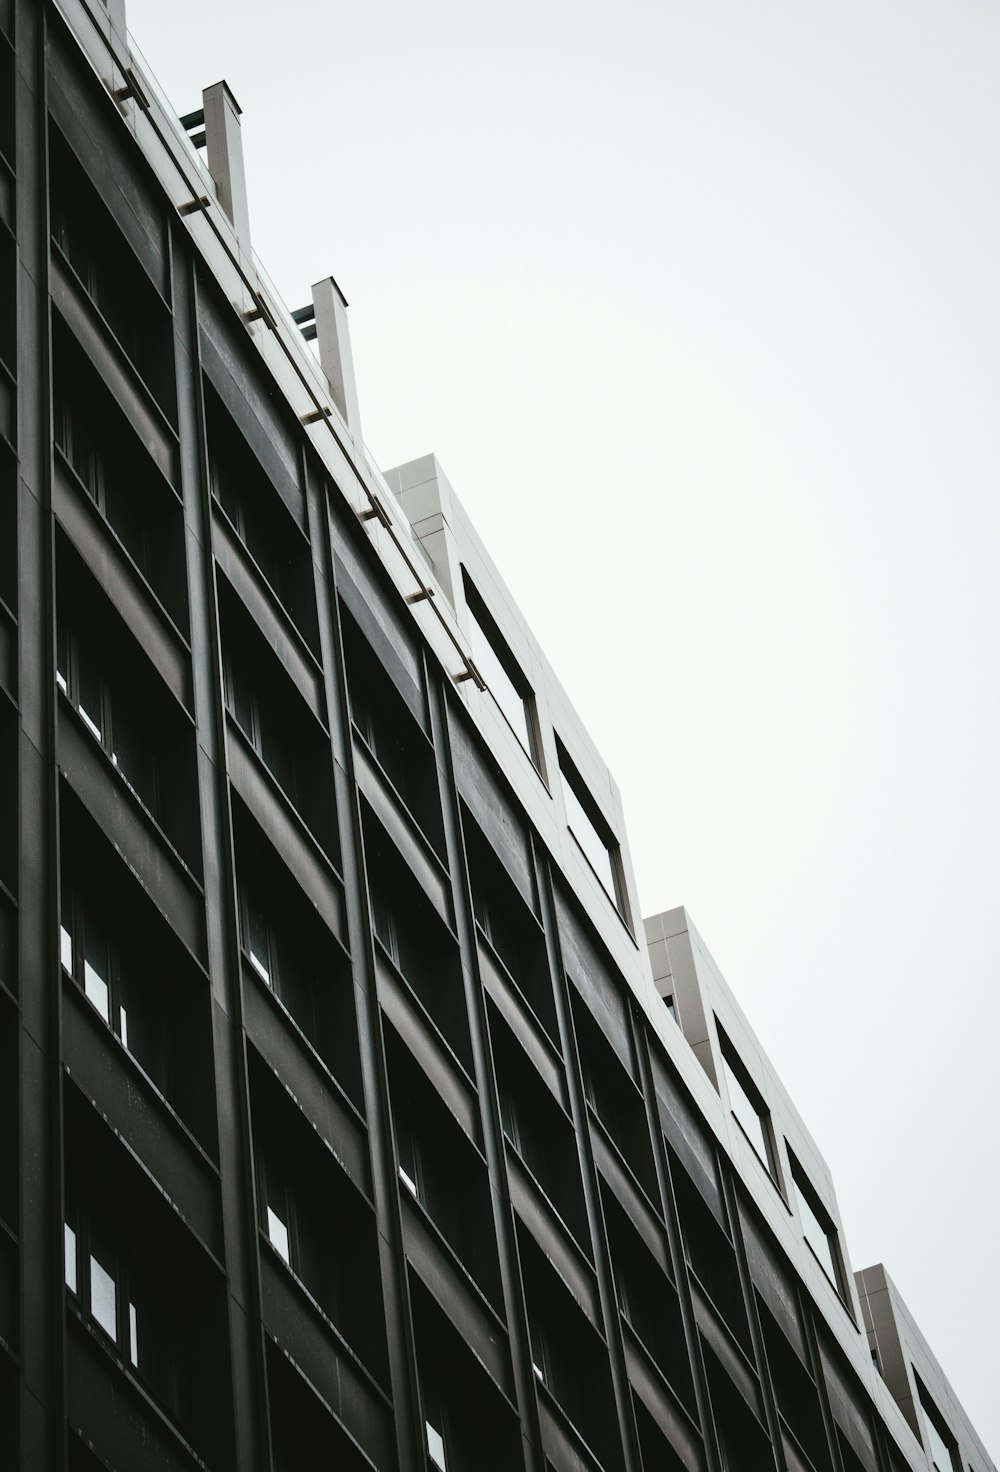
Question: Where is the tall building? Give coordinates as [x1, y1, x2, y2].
[0, 1, 993, 1470]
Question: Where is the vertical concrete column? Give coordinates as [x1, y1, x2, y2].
[202, 80, 251, 246]
[311, 275, 362, 438]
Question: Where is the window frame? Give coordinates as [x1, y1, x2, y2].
[715, 1022, 782, 1188]
[555, 738, 629, 921]
[59, 886, 170, 1094]
[56, 622, 159, 816]
[916, 1376, 959, 1472]
[787, 1148, 850, 1305]
[462, 569, 543, 774]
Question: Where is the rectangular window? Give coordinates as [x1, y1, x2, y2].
[64, 1224, 78, 1293]
[716, 1023, 779, 1184]
[917, 1380, 957, 1472]
[89, 1252, 117, 1340]
[788, 1150, 847, 1299]
[556, 740, 625, 915]
[462, 571, 540, 769]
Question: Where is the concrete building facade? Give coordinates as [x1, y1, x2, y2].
[0, 0, 993, 1469]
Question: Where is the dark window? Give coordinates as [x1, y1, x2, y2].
[917, 1378, 958, 1472]
[57, 620, 158, 816]
[207, 385, 319, 649]
[223, 652, 300, 806]
[64, 1207, 179, 1411]
[60, 889, 168, 1095]
[49, 128, 176, 420]
[462, 569, 541, 770]
[491, 1001, 590, 1250]
[556, 738, 627, 918]
[788, 1149, 849, 1302]
[342, 608, 444, 853]
[465, 813, 558, 1043]
[238, 887, 318, 1042]
[716, 1021, 781, 1186]
[250, 1056, 388, 1385]
[52, 329, 189, 630]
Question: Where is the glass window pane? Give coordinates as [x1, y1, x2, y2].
[426, 1421, 447, 1471]
[225, 659, 255, 740]
[246, 897, 271, 984]
[466, 604, 531, 752]
[64, 1223, 77, 1292]
[920, 1397, 955, 1471]
[89, 1253, 117, 1338]
[267, 1205, 290, 1264]
[560, 764, 617, 899]
[60, 923, 73, 973]
[793, 1173, 839, 1285]
[128, 1300, 139, 1367]
[76, 646, 103, 742]
[83, 914, 111, 1023]
[720, 1051, 770, 1166]
[112, 704, 155, 809]
[56, 622, 69, 694]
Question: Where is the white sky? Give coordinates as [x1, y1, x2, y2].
[128, 0, 1000, 1456]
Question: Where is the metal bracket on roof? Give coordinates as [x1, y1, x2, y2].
[358, 494, 392, 529]
[454, 660, 486, 691]
[177, 195, 212, 217]
[113, 68, 150, 110]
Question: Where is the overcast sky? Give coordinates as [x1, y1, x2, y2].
[128, 0, 1000, 1455]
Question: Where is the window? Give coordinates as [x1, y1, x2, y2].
[716, 1023, 779, 1184]
[55, 398, 151, 582]
[917, 1380, 957, 1472]
[788, 1150, 847, 1298]
[237, 886, 318, 1044]
[56, 623, 158, 814]
[60, 889, 168, 1094]
[663, 993, 677, 1023]
[423, 1392, 449, 1471]
[556, 741, 625, 916]
[63, 1209, 177, 1411]
[207, 387, 318, 647]
[462, 571, 541, 769]
[341, 606, 445, 848]
[223, 653, 300, 805]
[256, 1154, 337, 1322]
